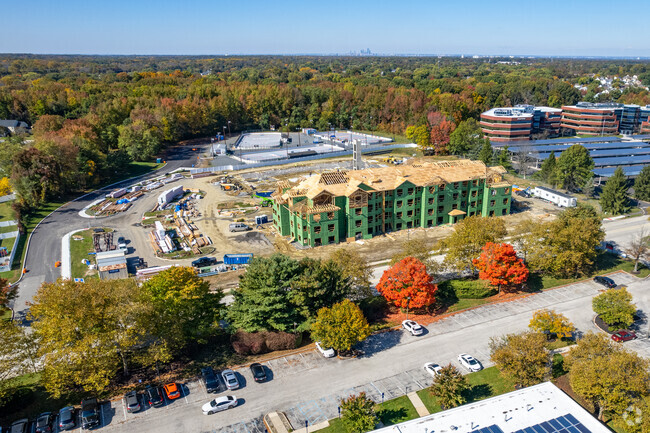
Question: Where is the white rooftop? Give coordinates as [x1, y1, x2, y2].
[482, 107, 533, 118]
[373, 382, 607, 433]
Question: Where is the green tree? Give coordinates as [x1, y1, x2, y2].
[582, 175, 595, 198]
[634, 165, 650, 202]
[489, 332, 551, 388]
[329, 249, 373, 300]
[478, 140, 493, 164]
[141, 266, 223, 354]
[498, 146, 513, 171]
[600, 167, 630, 215]
[566, 332, 650, 420]
[528, 205, 604, 278]
[30, 278, 144, 397]
[529, 309, 575, 339]
[229, 254, 302, 332]
[289, 258, 350, 320]
[556, 145, 595, 192]
[440, 215, 507, 272]
[537, 151, 559, 187]
[428, 364, 469, 409]
[311, 300, 371, 353]
[448, 118, 483, 156]
[390, 238, 439, 272]
[340, 393, 377, 433]
[592, 287, 636, 327]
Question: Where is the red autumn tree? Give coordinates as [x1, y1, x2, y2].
[430, 118, 456, 155]
[376, 257, 437, 309]
[0, 278, 17, 309]
[472, 242, 529, 292]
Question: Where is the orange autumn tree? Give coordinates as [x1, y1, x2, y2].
[472, 242, 529, 293]
[376, 257, 437, 309]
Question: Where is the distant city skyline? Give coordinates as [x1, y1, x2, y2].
[4, 0, 650, 57]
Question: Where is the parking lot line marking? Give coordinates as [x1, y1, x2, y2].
[240, 421, 251, 433]
[404, 370, 424, 390]
[121, 398, 127, 421]
[181, 383, 189, 404]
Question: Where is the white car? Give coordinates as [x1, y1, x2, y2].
[315, 342, 335, 358]
[458, 353, 482, 372]
[402, 320, 424, 336]
[202, 395, 237, 415]
[423, 362, 443, 377]
[221, 369, 240, 390]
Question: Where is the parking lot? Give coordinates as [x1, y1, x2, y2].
[31, 271, 644, 433]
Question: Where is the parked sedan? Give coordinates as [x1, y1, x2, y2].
[124, 391, 141, 413]
[145, 385, 165, 407]
[9, 419, 29, 433]
[423, 362, 443, 377]
[221, 369, 240, 390]
[612, 330, 637, 342]
[402, 320, 424, 336]
[58, 406, 76, 431]
[593, 275, 617, 289]
[458, 353, 482, 372]
[202, 395, 237, 415]
[250, 363, 267, 383]
[163, 383, 181, 400]
[315, 341, 335, 358]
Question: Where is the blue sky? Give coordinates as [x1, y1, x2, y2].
[4, 0, 649, 56]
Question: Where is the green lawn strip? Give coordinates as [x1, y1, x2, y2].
[0, 224, 18, 235]
[0, 200, 15, 223]
[318, 395, 418, 433]
[417, 367, 515, 414]
[447, 298, 490, 313]
[69, 230, 97, 279]
[0, 236, 16, 254]
[0, 308, 12, 321]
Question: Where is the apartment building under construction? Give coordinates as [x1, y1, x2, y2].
[271, 159, 512, 247]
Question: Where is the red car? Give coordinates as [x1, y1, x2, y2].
[611, 330, 637, 342]
[163, 383, 181, 400]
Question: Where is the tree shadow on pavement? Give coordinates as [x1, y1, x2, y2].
[359, 329, 403, 358]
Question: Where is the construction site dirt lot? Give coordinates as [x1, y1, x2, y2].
[182, 158, 562, 265]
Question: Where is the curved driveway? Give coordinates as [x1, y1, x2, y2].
[12, 143, 208, 320]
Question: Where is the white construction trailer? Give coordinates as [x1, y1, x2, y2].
[532, 186, 577, 208]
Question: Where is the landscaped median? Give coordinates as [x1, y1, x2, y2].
[315, 367, 514, 433]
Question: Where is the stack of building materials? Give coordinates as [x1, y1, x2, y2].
[152, 220, 174, 253]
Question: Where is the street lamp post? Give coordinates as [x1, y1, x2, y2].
[227, 120, 232, 138]
[406, 296, 411, 320]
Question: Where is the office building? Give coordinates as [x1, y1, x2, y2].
[480, 105, 562, 142]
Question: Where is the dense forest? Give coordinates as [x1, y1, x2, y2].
[1, 55, 650, 223]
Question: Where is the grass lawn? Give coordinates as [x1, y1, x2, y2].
[447, 298, 491, 313]
[319, 395, 418, 433]
[417, 367, 515, 414]
[103, 161, 164, 185]
[0, 224, 18, 234]
[0, 236, 16, 254]
[0, 200, 15, 223]
[70, 229, 97, 279]
[0, 308, 12, 321]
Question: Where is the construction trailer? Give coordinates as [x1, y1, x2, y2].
[158, 185, 184, 208]
[532, 186, 577, 208]
[96, 250, 127, 280]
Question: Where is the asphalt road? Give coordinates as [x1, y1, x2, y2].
[11, 141, 213, 320]
[63, 271, 647, 433]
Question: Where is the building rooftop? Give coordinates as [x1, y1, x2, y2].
[482, 107, 533, 118]
[274, 160, 509, 203]
[372, 382, 607, 433]
[96, 250, 126, 270]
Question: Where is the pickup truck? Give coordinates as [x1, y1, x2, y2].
[81, 398, 100, 429]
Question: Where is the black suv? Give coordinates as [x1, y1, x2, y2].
[250, 363, 267, 383]
[594, 275, 617, 289]
[191, 257, 217, 268]
[81, 398, 100, 429]
[202, 367, 221, 393]
[145, 386, 164, 408]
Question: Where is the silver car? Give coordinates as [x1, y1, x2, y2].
[221, 369, 240, 390]
[202, 395, 237, 415]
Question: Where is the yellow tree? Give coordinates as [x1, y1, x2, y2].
[439, 216, 507, 272]
[311, 299, 370, 353]
[0, 177, 11, 196]
[30, 278, 144, 397]
[529, 309, 575, 339]
[489, 332, 551, 388]
[566, 333, 650, 420]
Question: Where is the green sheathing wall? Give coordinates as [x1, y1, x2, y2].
[273, 178, 512, 247]
[272, 200, 292, 236]
[482, 185, 512, 217]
